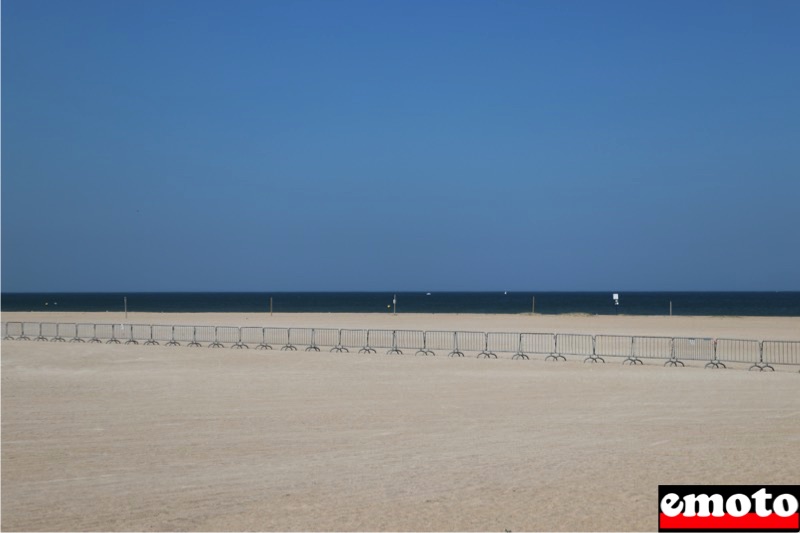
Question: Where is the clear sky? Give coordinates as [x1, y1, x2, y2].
[2, 0, 799, 292]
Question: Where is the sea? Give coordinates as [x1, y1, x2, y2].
[2, 292, 800, 316]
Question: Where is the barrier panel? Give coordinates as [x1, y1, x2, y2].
[92, 324, 117, 343]
[329, 329, 349, 352]
[395, 330, 425, 354]
[761, 341, 800, 370]
[426, 331, 455, 354]
[127, 324, 149, 344]
[20, 322, 40, 340]
[340, 329, 367, 352]
[136, 324, 160, 345]
[632, 336, 672, 362]
[520, 333, 556, 359]
[367, 330, 395, 353]
[149, 325, 172, 344]
[488, 332, 520, 357]
[284, 328, 313, 350]
[595, 335, 637, 364]
[60, 323, 79, 341]
[312, 328, 340, 350]
[455, 331, 484, 353]
[555, 334, 593, 361]
[213, 326, 241, 348]
[716, 339, 760, 368]
[33, 322, 49, 340]
[240, 327, 264, 346]
[74, 323, 95, 342]
[53, 323, 74, 342]
[260, 327, 284, 347]
[4, 322, 23, 339]
[671, 337, 714, 367]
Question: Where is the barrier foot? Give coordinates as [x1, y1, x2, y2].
[623, 357, 643, 365]
[256, 343, 273, 350]
[18, 335, 31, 341]
[415, 349, 434, 356]
[512, 352, 529, 360]
[51, 337, 66, 342]
[545, 353, 566, 361]
[281, 344, 297, 351]
[187, 341, 201, 347]
[232, 342, 248, 349]
[106, 339, 121, 344]
[331, 346, 349, 353]
[749, 363, 774, 371]
[448, 350, 465, 357]
[209, 342, 224, 348]
[705, 361, 726, 369]
[125, 339, 139, 345]
[89, 338, 101, 343]
[166, 341, 181, 346]
[145, 340, 160, 346]
[664, 359, 684, 367]
[70, 337, 85, 343]
[387, 348, 403, 355]
[305, 345, 321, 352]
[36, 336, 48, 341]
[478, 351, 497, 359]
[359, 347, 376, 354]
[584, 355, 605, 363]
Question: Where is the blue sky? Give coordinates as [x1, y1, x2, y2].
[2, 0, 799, 292]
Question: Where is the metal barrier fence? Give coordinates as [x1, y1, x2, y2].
[3, 321, 799, 371]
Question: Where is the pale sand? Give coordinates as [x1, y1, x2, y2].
[2, 313, 799, 531]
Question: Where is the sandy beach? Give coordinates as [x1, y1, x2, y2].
[2, 313, 799, 531]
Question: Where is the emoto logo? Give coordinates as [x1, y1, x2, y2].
[658, 485, 799, 532]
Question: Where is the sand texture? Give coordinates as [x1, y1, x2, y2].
[2, 313, 799, 531]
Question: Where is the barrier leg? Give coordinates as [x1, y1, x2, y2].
[106, 326, 121, 344]
[35, 324, 48, 341]
[256, 328, 272, 350]
[330, 330, 349, 353]
[477, 333, 497, 358]
[145, 325, 160, 346]
[305, 330, 320, 352]
[448, 333, 464, 357]
[281, 329, 297, 351]
[166, 326, 181, 347]
[209, 327, 224, 348]
[232, 328, 248, 349]
[51, 325, 66, 342]
[358, 331, 376, 354]
[89, 324, 101, 343]
[583, 337, 605, 363]
[387, 331, 403, 355]
[125, 326, 139, 345]
[415, 333, 433, 356]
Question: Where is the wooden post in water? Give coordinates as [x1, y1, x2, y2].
[532, 296, 535, 315]
[124, 296, 128, 320]
[393, 294, 397, 316]
[270, 297, 273, 316]
[670, 300, 672, 317]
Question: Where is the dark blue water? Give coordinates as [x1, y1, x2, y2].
[2, 292, 800, 316]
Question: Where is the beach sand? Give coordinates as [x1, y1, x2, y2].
[2, 313, 799, 531]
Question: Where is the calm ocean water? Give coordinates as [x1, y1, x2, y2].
[2, 292, 800, 316]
